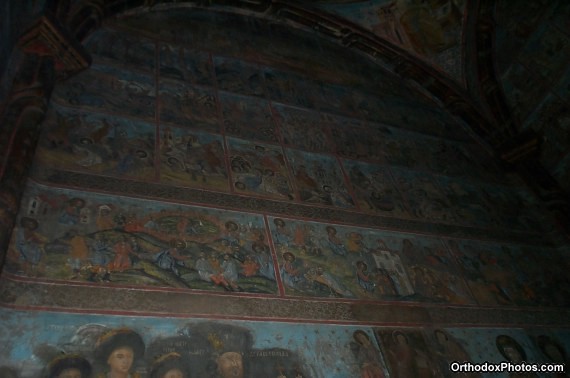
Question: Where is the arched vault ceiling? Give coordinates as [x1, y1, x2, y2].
[492, 0, 570, 193]
[312, 0, 467, 83]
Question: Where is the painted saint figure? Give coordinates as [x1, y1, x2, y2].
[324, 226, 347, 256]
[67, 229, 90, 278]
[155, 239, 190, 276]
[433, 329, 479, 377]
[46, 354, 92, 378]
[281, 252, 305, 289]
[496, 335, 538, 378]
[221, 253, 241, 291]
[149, 352, 188, 378]
[95, 328, 145, 378]
[15, 217, 46, 276]
[273, 218, 293, 247]
[59, 198, 86, 225]
[109, 235, 138, 272]
[356, 261, 376, 293]
[350, 330, 386, 378]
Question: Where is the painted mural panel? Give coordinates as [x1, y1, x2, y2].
[0, 309, 390, 378]
[390, 168, 455, 223]
[514, 245, 570, 307]
[399, 236, 474, 305]
[270, 217, 403, 300]
[273, 104, 333, 153]
[263, 69, 322, 109]
[320, 111, 368, 132]
[269, 217, 472, 304]
[159, 126, 229, 192]
[187, 12, 266, 59]
[159, 43, 214, 86]
[286, 149, 354, 208]
[85, 27, 156, 73]
[441, 328, 557, 378]
[219, 92, 277, 143]
[431, 141, 507, 181]
[525, 329, 570, 373]
[424, 328, 482, 378]
[374, 327, 570, 377]
[375, 328, 442, 377]
[353, 90, 402, 123]
[380, 128, 483, 177]
[36, 104, 155, 180]
[226, 137, 294, 200]
[386, 328, 569, 377]
[447, 240, 533, 306]
[159, 80, 220, 133]
[316, 82, 361, 118]
[371, 99, 464, 140]
[214, 57, 265, 97]
[436, 176, 495, 228]
[261, 23, 330, 77]
[477, 184, 549, 232]
[329, 122, 386, 162]
[51, 64, 156, 121]
[343, 159, 410, 218]
[6, 183, 277, 294]
[373, 126, 420, 168]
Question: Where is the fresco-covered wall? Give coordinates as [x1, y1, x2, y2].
[7, 181, 569, 307]
[1, 7, 569, 378]
[0, 308, 569, 378]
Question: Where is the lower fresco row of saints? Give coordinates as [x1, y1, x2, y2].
[0, 310, 568, 378]
[6, 183, 569, 307]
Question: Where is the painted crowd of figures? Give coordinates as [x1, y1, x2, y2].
[7, 184, 569, 308]
[32, 21, 550, 235]
[0, 311, 568, 378]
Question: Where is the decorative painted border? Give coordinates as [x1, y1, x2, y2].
[34, 169, 552, 246]
[1, 275, 569, 327]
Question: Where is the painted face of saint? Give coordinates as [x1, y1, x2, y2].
[107, 346, 134, 375]
[162, 368, 184, 378]
[58, 368, 82, 378]
[544, 344, 564, 363]
[502, 346, 522, 363]
[396, 334, 408, 345]
[356, 332, 371, 347]
[217, 352, 243, 378]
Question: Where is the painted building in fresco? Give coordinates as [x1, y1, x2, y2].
[0, 1, 569, 377]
